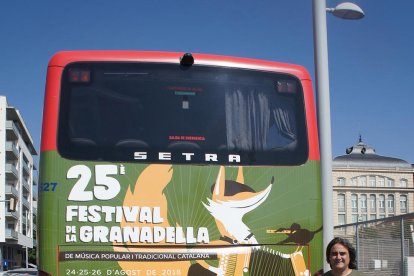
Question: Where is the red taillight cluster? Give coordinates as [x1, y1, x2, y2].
[277, 80, 297, 94]
[69, 69, 91, 83]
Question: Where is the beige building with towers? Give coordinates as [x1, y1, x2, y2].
[332, 137, 414, 226]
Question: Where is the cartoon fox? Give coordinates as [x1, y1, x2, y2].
[203, 166, 273, 245]
[189, 166, 273, 275]
[196, 166, 309, 276]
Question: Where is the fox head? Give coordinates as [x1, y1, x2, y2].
[203, 166, 273, 244]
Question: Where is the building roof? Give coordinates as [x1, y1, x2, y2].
[333, 136, 411, 169]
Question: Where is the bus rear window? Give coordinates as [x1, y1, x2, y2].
[57, 62, 308, 165]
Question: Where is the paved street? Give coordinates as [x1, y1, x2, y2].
[0, 269, 37, 275]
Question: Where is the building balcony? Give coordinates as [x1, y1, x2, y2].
[5, 141, 18, 160]
[5, 163, 18, 180]
[5, 184, 18, 197]
[6, 210, 18, 220]
[32, 188, 38, 201]
[18, 232, 33, 248]
[5, 228, 18, 240]
[22, 178, 30, 192]
[6, 120, 18, 140]
[23, 161, 30, 177]
[22, 197, 30, 209]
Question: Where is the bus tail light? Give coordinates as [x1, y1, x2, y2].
[69, 69, 91, 83]
[277, 80, 297, 94]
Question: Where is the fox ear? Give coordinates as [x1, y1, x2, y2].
[213, 166, 226, 198]
[236, 166, 244, 185]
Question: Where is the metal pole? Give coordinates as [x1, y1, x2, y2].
[25, 210, 28, 268]
[25, 247, 28, 269]
[0, 199, 12, 271]
[356, 222, 359, 269]
[312, 0, 334, 272]
[0, 201, 3, 272]
[401, 217, 405, 276]
[410, 224, 414, 258]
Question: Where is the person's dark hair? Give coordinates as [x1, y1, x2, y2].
[326, 237, 357, 269]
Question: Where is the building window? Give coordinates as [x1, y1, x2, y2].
[359, 176, 367, 187]
[379, 195, 385, 213]
[351, 178, 357, 186]
[400, 179, 408, 188]
[360, 214, 367, 222]
[351, 194, 358, 213]
[369, 176, 376, 187]
[337, 178, 346, 186]
[370, 214, 376, 220]
[387, 178, 394, 187]
[387, 195, 394, 213]
[338, 214, 346, 226]
[360, 194, 367, 213]
[400, 195, 407, 213]
[338, 194, 346, 212]
[378, 177, 385, 187]
[369, 194, 376, 213]
[351, 214, 358, 223]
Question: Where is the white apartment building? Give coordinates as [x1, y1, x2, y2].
[332, 137, 414, 226]
[0, 96, 37, 270]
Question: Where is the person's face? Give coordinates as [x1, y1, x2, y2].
[329, 243, 350, 271]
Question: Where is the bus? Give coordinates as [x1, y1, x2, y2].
[39, 51, 322, 276]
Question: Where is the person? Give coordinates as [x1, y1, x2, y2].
[324, 237, 365, 276]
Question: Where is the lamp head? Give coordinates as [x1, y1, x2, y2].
[328, 2, 365, 20]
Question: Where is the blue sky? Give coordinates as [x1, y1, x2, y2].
[0, 0, 413, 163]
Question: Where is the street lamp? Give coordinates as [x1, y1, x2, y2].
[312, 0, 364, 271]
[327, 2, 365, 20]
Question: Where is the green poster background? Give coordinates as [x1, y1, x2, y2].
[39, 151, 322, 275]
